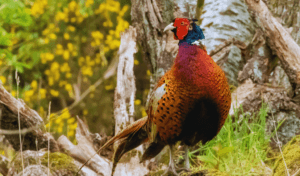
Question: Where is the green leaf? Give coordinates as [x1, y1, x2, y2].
[197, 155, 218, 165]
[217, 146, 234, 157]
[0, 0, 32, 27]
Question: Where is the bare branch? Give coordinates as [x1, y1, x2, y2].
[0, 84, 59, 152]
[245, 0, 300, 86]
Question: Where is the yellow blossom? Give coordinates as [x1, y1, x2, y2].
[91, 31, 104, 39]
[71, 17, 76, 23]
[56, 44, 63, 49]
[60, 62, 70, 72]
[24, 90, 35, 102]
[39, 88, 46, 99]
[50, 89, 59, 97]
[39, 107, 45, 117]
[105, 84, 114, 90]
[55, 11, 66, 21]
[49, 33, 57, 40]
[68, 1, 77, 11]
[44, 38, 49, 44]
[67, 117, 75, 124]
[67, 130, 74, 137]
[51, 62, 60, 71]
[67, 25, 76, 32]
[57, 126, 63, 133]
[55, 117, 62, 124]
[77, 16, 84, 23]
[44, 69, 50, 75]
[134, 60, 139, 65]
[66, 73, 72, 78]
[67, 43, 73, 51]
[11, 90, 16, 97]
[65, 84, 72, 92]
[69, 122, 77, 130]
[31, 80, 38, 89]
[59, 81, 67, 87]
[81, 66, 93, 76]
[140, 107, 147, 117]
[48, 77, 54, 86]
[85, 0, 94, 8]
[147, 70, 151, 76]
[134, 99, 141, 105]
[119, 5, 129, 17]
[61, 108, 71, 119]
[64, 33, 70, 40]
[0, 76, 6, 84]
[96, 58, 101, 64]
[63, 50, 70, 60]
[78, 57, 85, 66]
[56, 49, 64, 55]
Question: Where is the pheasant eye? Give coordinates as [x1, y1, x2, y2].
[181, 22, 184, 25]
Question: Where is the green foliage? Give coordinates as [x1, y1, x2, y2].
[0, 0, 32, 26]
[273, 135, 300, 176]
[0, 0, 131, 142]
[191, 103, 273, 175]
[41, 152, 77, 174]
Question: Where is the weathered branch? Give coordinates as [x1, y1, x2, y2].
[58, 117, 111, 175]
[114, 26, 137, 134]
[0, 84, 59, 152]
[245, 0, 300, 87]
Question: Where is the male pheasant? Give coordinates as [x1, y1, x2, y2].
[100, 18, 231, 176]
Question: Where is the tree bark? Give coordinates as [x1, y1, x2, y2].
[0, 83, 59, 152]
[245, 0, 300, 88]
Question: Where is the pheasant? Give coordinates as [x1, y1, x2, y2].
[100, 18, 231, 176]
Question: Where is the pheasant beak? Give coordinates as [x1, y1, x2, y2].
[164, 23, 175, 32]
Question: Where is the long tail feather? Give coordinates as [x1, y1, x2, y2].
[76, 117, 148, 175]
[110, 117, 149, 175]
[101, 116, 148, 151]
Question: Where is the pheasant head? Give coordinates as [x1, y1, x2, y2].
[164, 18, 205, 44]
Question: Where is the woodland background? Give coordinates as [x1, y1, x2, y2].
[0, 0, 300, 175]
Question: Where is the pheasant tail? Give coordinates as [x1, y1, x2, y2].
[105, 117, 148, 175]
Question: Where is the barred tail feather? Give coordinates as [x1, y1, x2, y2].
[99, 116, 148, 152]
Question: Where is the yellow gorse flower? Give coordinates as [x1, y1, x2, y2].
[31, 0, 48, 17]
[85, 0, 94, 8]
[31, 80, 38, 89]
[0, 76, 6, 84]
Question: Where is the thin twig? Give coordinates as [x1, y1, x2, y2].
[15, 69, 24, 176]
[47, 102, 51, 176]
[0, 125, 41, 135]
[271, 112, 290, 176]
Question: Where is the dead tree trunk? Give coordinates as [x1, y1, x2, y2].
[0, 83, 59, 152]
[245, 0, 300, 89]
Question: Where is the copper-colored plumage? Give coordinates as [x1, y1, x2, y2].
[100, 18, 231, 175]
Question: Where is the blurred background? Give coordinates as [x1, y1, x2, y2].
[0, 0, 150, 143]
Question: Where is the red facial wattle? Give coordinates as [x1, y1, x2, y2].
[173, 18, 190, 40]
